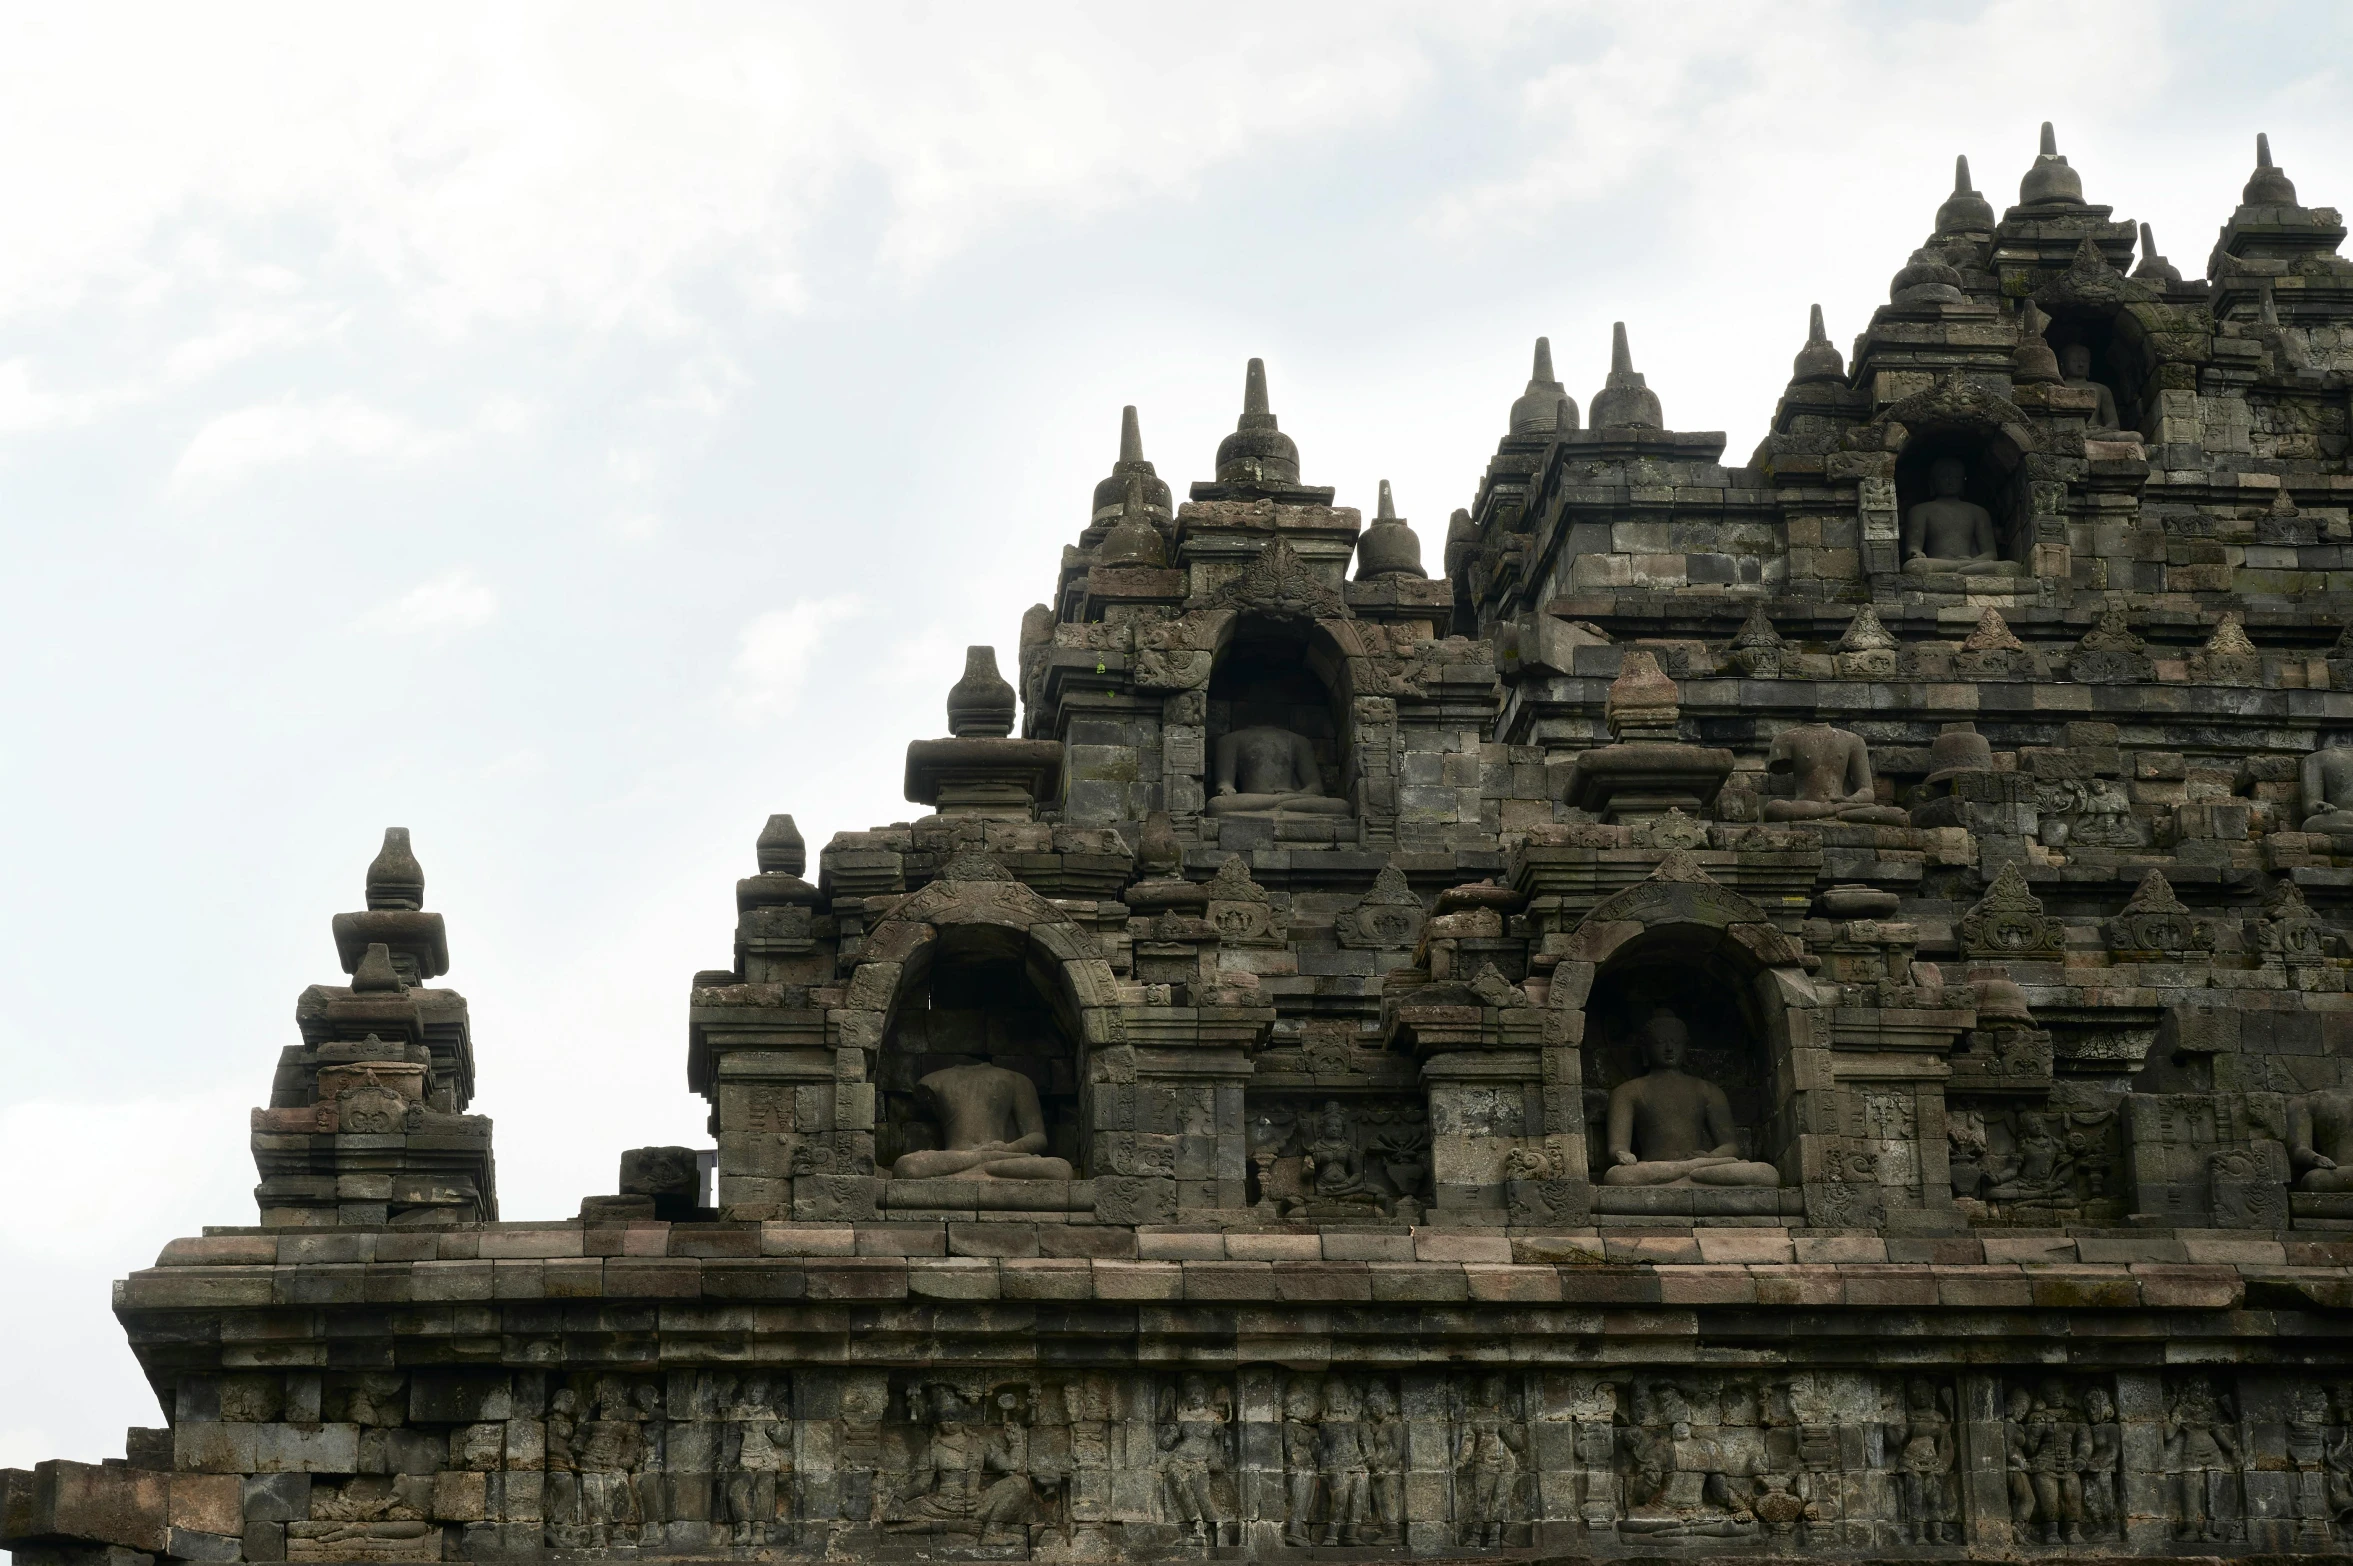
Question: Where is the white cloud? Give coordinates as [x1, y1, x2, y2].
[729, 595, 863, 720]
[170, 395, 448, 489]
[354, 568, 500, 635]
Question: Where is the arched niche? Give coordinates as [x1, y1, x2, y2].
[1894, 425, 2032, 565]
[1545, 860, 1823, 1192]
[1580, 927, 1777, 1180]
[840, 853, 1125, 1183]
[874, 922, 1085, 1174]
[1204, 613, 1354, 810]
[2044, 307, 2143, 432]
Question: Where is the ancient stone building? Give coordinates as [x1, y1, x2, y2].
[17, 125, 2353, 1564]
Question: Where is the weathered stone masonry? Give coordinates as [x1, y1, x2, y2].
[14, 126, 2353, 1563]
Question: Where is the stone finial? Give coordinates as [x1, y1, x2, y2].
[2244, 132, 2298, 206]
[1791, 304, 1844, 383]
[1509, 336, 1577, 434]
[1934, 154, 1996, 233]
[2132, 222, 2183, 284]
[1589, 322, 1664, 430]
[365, 828, 425, 911]
[1890, 246, 1965, 306]
[1444, 506, 1477, 579]
[2019, 120, 2085, 206]
[1207, 854, 1269, 904]
[1090, 404, 1172, 525]
[1135, 810, 1180, 875]
[1604, 649, 1680, 742]
[1098, 472, 1169, 568]
[2188, 612, 2261, 686]
[945, 646, 1017, 737]
[755, 814, 805, 878]
[1355, 479, 1428, 581]
[351, 941, 405, 993]
[1925, 722, 1993, 784]
[2012, 300, 2063, 384]
[1213, 357, 1302, 487]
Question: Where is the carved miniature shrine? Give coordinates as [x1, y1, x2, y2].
[17, 126, 2353, 1564]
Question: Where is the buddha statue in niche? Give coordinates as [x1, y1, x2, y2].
[1902, 456, 2020, 576]
[2289, 1089, 2353, 1192]
[1206, 725, 1351, 817]
[1602, 1009, 1780, 1187]
[1762, 723, 1911, 826]
[2300, 745, 2353, 837]
[888, 1061, 1074, 1181]
[2059, 344, 2120, 430]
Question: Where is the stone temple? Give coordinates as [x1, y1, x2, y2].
[21, 124, 2353, 1565]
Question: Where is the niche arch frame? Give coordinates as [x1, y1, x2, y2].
[838, 856, 1124, 1183]
[1542, 862, 1826, 1203]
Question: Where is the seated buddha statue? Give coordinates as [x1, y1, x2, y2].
[1761, 723, 1911, 826]
[2059, 343, 2120, 430]
[888, 1062, 1075, 1181]
[2300, 745, 2353, 837]
[1902, 456, 2021, 576]
[2290, 1089, 2353, 1193]
[1205, 725, 1351, 816]
[1601, 1010, 1780, 1187]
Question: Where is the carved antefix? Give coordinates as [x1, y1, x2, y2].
[1959, 864, 2066, 959]
[1335, 862, 1425, 949]
[1208, 537, 1346, 620]
[2068, 605, 2154, 683]
[2107, 870, 2214, 958]
[2253, 880, 2337, 964]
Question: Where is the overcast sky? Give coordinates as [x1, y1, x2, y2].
[3, 1, 2348, 1468]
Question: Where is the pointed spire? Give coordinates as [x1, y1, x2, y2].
[1791, 303, 1844, 383]
[2019, 120, 2084, 206]
[1088, 403, 1170, 525]
[1934, 153, 1995, 233]
[1508, 335, 1575, 434]
[365, 828, 425, 911]
[1098, 470, 1169, 567]
[1589, 321, 1664, 429]
[1207, 355, 1304, 490]
[2132, 221, 2182, 284]
[1355, 478, 1427, 581]
[2012, 299, 2063, 384]
[2243, 131, 2298, 205]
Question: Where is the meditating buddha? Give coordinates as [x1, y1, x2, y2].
[1602, 1009, 1779, 1188]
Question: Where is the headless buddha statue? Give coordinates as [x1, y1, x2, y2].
[2291, 1089, 2353, 1193]
[1206, 725, 1351, 817]
[1902, 456, 2019, 576]
[1602, 1009, 1779, 1187]
[2301, 745, 2353, 837]
[1761, 723, 1910, 826]
[889, 1062, 1074, 1181]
